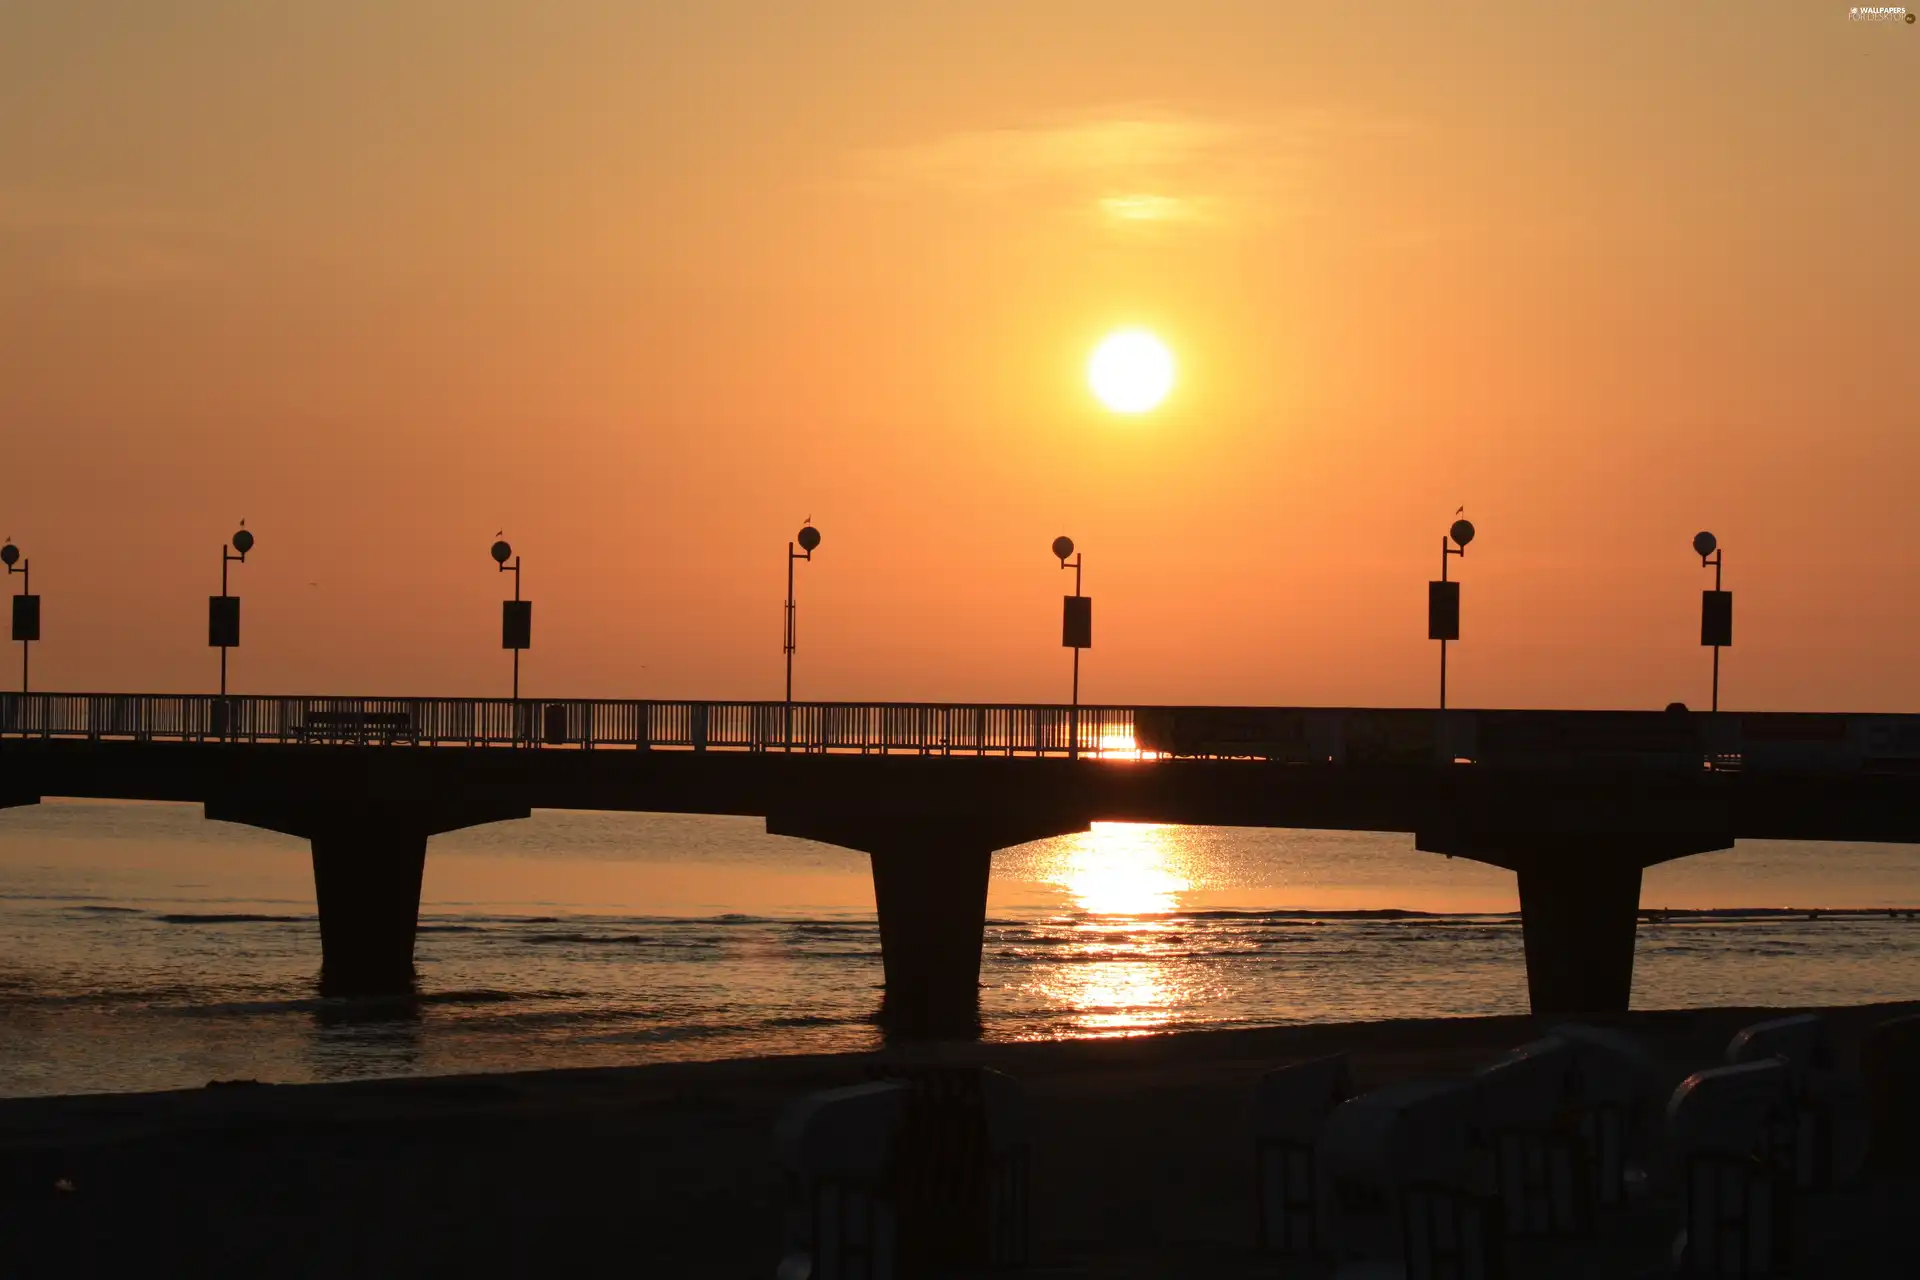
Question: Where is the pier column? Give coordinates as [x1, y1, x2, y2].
[870, 841, 994, 1038]
[1419, 787, 1730, 1019]
[767, 803, 1088, 1040]
[205, 760, 530, 996]
[1515, 861, 1643, 1016]
[311, 826, 429, 996]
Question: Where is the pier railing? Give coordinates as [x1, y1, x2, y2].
[0, 694, 1142, 757]
[3, 694, 1918, 773]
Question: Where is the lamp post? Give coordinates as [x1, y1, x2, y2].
[784, 521, 821, 749]
[491, 539, 529, 702]
[1429, 517, 1475, 710]
[210, 526, 254, 698]
[1694, 531, 1731, 713]
[1053, 536, 1091, 759]
[2, 541, 35, 693]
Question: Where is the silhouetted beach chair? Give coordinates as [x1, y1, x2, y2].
[775, 1081, 912, 1280]
[1464, 1024, 1662, 1242]
[1862, 1011, 1920, 1175]
[859, 1062, 1029, 1272]
[1317, 1079, 1506, 1279]
[1666, 1059, 1796, 1275]
[1251, 1052, 1354, 1255]
[1724, 1013, 1868, 1192]
[1545, 1022, 1661, 1210]
[1726, 1013, 1832, 1075]
[1470, 1038, 1593, 1240]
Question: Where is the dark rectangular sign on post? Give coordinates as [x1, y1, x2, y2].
[11, 594, 39, 642]
[502, 599, 532, 650]
[1428, 581, 1460, 641]
[1701, 590, 1733, 647]
[1062, 595, 1092, 649]
[208, 595, 240, 648]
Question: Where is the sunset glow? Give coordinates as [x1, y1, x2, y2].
[1088, 331, 1175, 414]
[4, 7, 1920, 1268]
[0, 6, 1913, 712]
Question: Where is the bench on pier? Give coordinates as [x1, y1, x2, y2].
[294, 710, 416, 745]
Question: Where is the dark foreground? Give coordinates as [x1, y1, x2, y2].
[2, 1002, 1916, 1278]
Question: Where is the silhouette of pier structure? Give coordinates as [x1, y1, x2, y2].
[3, 693, 1917, 1034]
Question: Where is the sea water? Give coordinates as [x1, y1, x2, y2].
[2, 799, 1916, 1097]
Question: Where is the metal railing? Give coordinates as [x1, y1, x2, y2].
[1, 694, 1918, 773]
[0, 693, 1141, 758]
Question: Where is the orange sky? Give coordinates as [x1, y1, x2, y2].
[1, 2, 1915, 710]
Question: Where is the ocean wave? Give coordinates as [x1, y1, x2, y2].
[524, 932, 726, 948]
[1185, 908, 1463, 921]
[175, 987, 572, 1018]
[516, 913, 790, 928]
[420, 988, 552, 1006]
[1001, 947, 1202, 964]
[182, 995, 356, 1016]
[157, 913, 307, 925]
[561, 1023, 740, 1047]
[1641, 908, 1919, 921]
[764, 1013, 853, 1029]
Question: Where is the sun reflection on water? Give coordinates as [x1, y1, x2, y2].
[1058, 821, 1190, 915]
[1026, 822, 1203, 1038]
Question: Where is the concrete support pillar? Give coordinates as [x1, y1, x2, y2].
[311, 827, 429, 996]
[1515, 861, 1643, 1016]
[870, 843, 993, 1039]
[767, 797, 1087, 1041]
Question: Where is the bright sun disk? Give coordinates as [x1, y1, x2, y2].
[1088, 331, 1174, 414]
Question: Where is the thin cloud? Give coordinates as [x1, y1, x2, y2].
[855, 107, 1412, 230]
[873, 115, 1236, 195]
[1098, 192, 1219, 226]
[0, 186, 217, 291]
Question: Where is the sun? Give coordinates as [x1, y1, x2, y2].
[1088, 330, 1174, 414]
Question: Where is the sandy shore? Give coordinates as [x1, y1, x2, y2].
[2, 1001, 1915, 1278]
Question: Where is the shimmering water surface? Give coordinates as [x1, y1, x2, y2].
[3, 799, 1917, 1097]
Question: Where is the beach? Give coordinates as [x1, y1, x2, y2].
[3, 1000, 1915, 1278]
